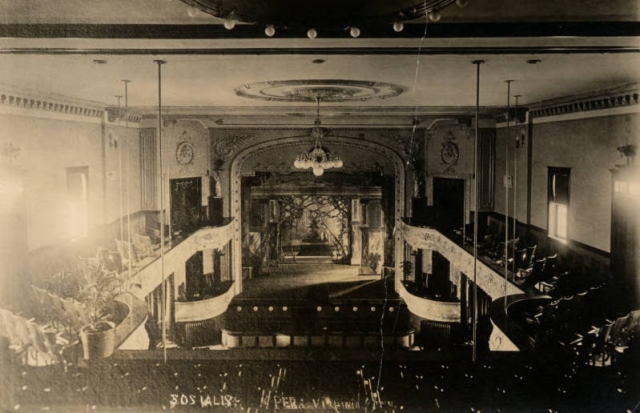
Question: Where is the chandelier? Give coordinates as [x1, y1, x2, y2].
[293, 98, 343, 176]
[180, 0, 464, 35]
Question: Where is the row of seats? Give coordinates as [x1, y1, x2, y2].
[225, 303, 406, 334]
[587, 310, 640, 366]
[481, 232, 608, 301]
[77, 234, 159, 276]
[220, 329, 415, 349]
[564, 309, 640, 368]
[0, 307, 71, 367]
[523, 285, 640, 367]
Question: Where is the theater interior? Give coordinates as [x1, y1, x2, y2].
[0, 0, 639, 411]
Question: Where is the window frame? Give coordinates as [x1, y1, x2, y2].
[66, 166, 90, 239]
[547, 167, 570, 242]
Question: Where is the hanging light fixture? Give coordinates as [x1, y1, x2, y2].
[294, 98, 343, 176]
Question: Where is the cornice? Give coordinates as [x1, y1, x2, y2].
[0, 85, 105, 119]
[136, 105, 501, 117]
[528, 83, 639, 119]
[105, 107, 143, 124]
[493, 83, 639, 125]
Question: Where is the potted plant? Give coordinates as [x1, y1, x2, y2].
[78, 263, 124, 360]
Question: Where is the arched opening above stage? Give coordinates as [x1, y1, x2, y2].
[229, 136, 408, 296]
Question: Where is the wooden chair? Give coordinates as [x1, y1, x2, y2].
[524, 257, 546, 284]
[115, 238, 138, 271]
[132, 233, 156, 258]
[541, 254, 558, 281]
[525, 245, 537, 267]
[514, 248, 528, 270]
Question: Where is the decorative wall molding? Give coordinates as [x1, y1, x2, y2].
[210, 131, 257, 168]
[105, 107, 142, 124]
[494, 85, 639, 125]
[0, 90, 104, 119]
[529, 91, 638, 119]
[494, 110, 528, 124]
[380, 132, 422, 161]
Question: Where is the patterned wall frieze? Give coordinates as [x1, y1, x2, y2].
[210, 131, 257, 169]
[494, 110, 528, 124]
[530, 91, 638, 119]
[105, 107, 142, 124]
[379, 132, 422, 162]
[209, 127, 422, 170]
[0, 90, 104, 118]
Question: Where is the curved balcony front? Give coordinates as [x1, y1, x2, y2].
[397, 281, 460, 323]
[398, 221, 523, 300]
[175, 282, 236, 323]
[130, 219, 237, 300]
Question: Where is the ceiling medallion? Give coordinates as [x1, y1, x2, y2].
[235, 79, 404, 103]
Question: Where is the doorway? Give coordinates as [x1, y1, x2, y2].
[170, 177, 202, 236]
[433, 177, 464, 235]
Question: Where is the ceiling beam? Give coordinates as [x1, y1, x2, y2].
[0, 22, 638, 39]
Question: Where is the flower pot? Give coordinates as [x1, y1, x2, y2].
[80, 321, 116, 360]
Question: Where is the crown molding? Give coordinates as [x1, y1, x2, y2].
[0, 84, 105, 122]
[105, 107, 143, 124]
[493, 83, 639, 126]
[528, 83, 639, 118]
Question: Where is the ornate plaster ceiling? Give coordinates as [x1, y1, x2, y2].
[234, 79, 405, 103]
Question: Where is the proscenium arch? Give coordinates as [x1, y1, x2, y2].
[229, 136, 407, 294]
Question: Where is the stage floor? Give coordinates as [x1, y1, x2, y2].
[236, 263, 396, 302]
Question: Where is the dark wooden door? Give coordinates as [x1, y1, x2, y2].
[170, 177, 202, 236]
[185, 251, 204, 300]
[433, 177, 465, 235]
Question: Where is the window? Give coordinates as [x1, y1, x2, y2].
[67, 166, 89, 239]
[548, 167, 570, 241]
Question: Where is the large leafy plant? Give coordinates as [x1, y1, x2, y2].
[79, 262, 124, 331]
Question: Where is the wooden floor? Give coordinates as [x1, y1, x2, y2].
[236, 262, 396, 302]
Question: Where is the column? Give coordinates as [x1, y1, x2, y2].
[449, 265, 461, 299]
[460, 275, 468, 330]
[350, 198, 362, 266]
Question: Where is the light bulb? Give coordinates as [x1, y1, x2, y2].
[187, 6, 200, 18]
[224, 18, 236, 30]
[456, 0, 469, 8]
[265, 25, 276, 37]
[393, 21, 404, 32]
[307, 28, 318, 39]
[428, 12, 441, 22]
[294, 159, 301, 168]
[335, 158, 343, 168]
[349, 27, 361, 38]
[313, 167, 323, 176]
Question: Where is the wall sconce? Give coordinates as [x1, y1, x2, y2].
[617, 144, 637, 165]
[108, 131, 119, 149]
